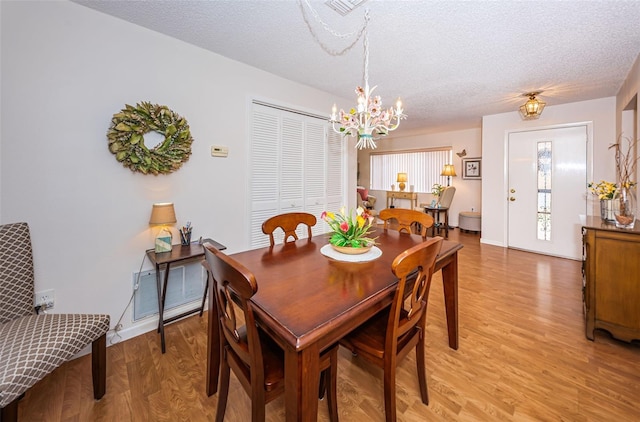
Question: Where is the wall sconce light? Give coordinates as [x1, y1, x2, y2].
[441, 164, 456, 186]
[397, 173, 408, 191]
[519, 92, 546, 120]
[149, 202, 177, 253]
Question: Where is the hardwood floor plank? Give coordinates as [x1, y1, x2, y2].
[15, 230, 640, 421]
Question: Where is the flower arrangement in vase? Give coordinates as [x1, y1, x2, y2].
[588, 180, 617, 221]
[321, 206, 377, 254]
[609, 135, 639, 228]
[432, 183, 445, 201]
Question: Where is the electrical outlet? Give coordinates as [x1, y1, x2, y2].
[35, 289, 55, 310]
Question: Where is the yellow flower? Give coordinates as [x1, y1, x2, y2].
[588, 180, 617, 200]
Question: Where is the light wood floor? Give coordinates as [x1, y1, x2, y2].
[17, 230, 640, 421]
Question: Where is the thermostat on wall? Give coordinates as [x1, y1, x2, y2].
[211, 145, 229, 157]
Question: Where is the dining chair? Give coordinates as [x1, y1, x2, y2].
[261, 212, 317, 246]
[379, 208, 434, 239]
[203, 244, 339, 422]
[0, 222, 110, 422]
[339, 236, 443, 422]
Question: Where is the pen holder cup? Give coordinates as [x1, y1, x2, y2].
[180, 230, 191, 246]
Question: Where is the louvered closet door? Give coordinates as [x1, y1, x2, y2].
[304, 120, 328, 237]
[250, 105, 280, 248]
[326, 130, 344, 222]
[250, 103, 345, 249]
[280, 116, 304, 214]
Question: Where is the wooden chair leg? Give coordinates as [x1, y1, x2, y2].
[215, 350, 231, 422]
[383, 364, 397, 422]
[250, 373, 267, 422]
[318, 371, 327, 399]
[91, 333, 107, 400]
[416, 335, 429, 405]
[326, 347, 339, 422]
[1, 398, 19, 422]
[199, 272, 209, 317]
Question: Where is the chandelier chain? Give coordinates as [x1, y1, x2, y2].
[299, 3, 406, 149]
[363, 12, 369, 89]
[299, 0, 369, 57]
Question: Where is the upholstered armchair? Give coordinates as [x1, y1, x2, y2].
[439, 186, 456, 208]
[0, 222, 110, 421]
[357, 186, 377, 210]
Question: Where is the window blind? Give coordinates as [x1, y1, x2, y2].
[370, 148, 452, 193]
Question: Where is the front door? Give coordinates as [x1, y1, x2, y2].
[507, 126, 587, 260]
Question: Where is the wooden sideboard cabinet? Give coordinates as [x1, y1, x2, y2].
[582, 217, 640, 342]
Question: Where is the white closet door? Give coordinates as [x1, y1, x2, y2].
[305, 120, 328, 237]
[280, 116, 304, 212]
[326, 130, 344, 214]
[249, 103, 346, 248]
[250, 106, 280, 248]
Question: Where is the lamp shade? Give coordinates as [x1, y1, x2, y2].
[149, 203, 177, 225]
[441, 164, 457, 177]
[396, 172, 408, 191]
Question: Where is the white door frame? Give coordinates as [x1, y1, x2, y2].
[502, 122, 594, 251]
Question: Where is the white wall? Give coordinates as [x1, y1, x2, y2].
[0, 1, 356, 342]
[617, 53, 639, 181]
[481, 97, 616, 247]
[357, 127, 482, 227]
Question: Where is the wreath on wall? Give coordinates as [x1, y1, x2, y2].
[107, 101, 194, 175]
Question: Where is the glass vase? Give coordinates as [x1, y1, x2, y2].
[613, 186, 637, 229]
[600, 199, 615, 222]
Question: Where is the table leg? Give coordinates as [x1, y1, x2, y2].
[444, 210, 449, 239]
[284, 343, 320, 422]
[206, 271, 220, 396]
[156, 262, 171, 354]
[441, 252, 459, 350]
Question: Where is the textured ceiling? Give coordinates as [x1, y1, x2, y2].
[73, 0, 640, 133]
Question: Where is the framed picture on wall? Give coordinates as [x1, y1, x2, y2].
[462, 157, 482, 180]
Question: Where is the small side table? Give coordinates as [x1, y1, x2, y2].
[424, 206, 450, 239]
[146, 238, 226, 353]
[386, 191, 418, 209]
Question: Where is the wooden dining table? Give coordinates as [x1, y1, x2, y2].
[205, 227, 463, 422]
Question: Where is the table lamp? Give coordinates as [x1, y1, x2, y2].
[397, 173, 408, 192]
[441, 164, 457, 186]
[149, 202, 177, 253]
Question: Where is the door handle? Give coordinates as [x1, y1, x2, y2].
[509, 197, 516, 201]
[510, 188, 516, 193]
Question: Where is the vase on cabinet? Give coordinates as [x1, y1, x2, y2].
[613, 186, 636, 228]
[600, 199, 615, 222]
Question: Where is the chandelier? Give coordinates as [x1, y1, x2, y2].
[327, 10, 406, 149]
[519, 91, 546, 120]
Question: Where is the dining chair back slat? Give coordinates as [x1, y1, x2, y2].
[261, 212, 317, 246]
[379, 208, 434, 239]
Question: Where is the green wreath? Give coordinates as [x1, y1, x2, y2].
[107, 102, 193, 175]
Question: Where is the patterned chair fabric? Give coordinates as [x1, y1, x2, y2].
[0, 223, 35, 324]
[0, 222, 110, 419]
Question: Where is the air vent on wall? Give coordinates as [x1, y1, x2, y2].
[325, 0, 367, 16]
